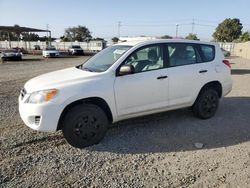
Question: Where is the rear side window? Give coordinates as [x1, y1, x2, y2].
[200, 45, 215, 62]
[168, 43, 199, 67]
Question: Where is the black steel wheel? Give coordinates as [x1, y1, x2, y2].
[62, 104, 108, 148]
[192, 88, 219, 119]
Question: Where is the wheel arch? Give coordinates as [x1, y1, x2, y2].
[196, 81, 222, 101]
[57, 97, 113, 130]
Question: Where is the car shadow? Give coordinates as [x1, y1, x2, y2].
[87, 97, 250, 154]
[57, 55, 83, 58]
[226, 56, 238, 59]
[231, 69, 250, 75]
[21, 58, 42, 61]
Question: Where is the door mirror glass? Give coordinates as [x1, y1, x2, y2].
[119, 65, 135, 76]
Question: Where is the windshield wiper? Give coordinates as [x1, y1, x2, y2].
[82, 67, 94, 72]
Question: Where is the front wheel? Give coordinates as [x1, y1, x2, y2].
[192, 88, 219, 119]
[62, 104, 108, 148]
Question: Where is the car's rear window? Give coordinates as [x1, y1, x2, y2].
[200, 45, 215, 62]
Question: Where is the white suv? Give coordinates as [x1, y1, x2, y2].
[19, 40, 232, 148]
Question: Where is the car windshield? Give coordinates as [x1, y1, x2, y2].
[72, 45, 81, 49]
[80, 45, 132, 72]
[45, 47, 56, 50]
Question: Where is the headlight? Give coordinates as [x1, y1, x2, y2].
[26, 89, 58, 104]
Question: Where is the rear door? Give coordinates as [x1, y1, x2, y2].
[166, 43, 209, 107]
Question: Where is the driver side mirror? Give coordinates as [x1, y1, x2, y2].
[118, 65, 135, 76]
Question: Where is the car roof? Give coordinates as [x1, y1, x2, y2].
[115, 39, 216, 47]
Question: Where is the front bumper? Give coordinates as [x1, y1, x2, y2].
[44, 53, 59, 57]
[2, 55, 22, 60]
[18, 95, 62, 132]
[71, 50, 84, 55]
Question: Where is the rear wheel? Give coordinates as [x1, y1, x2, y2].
[192, 88, 219, 119]
[62, 104, 108, 148]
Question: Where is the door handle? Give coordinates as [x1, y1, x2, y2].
[199, 70, 208, 73]
[157, 75, 168, 79]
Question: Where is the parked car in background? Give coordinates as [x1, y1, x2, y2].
[19, 40, 232, 148]
[1, 49, 22, 61]
[68, 45, 84, 55]
[42, 46, 59, 57]
[12, 47, 28, 54]
[34, 45, 41, 50]
[221, 48, 231, 57]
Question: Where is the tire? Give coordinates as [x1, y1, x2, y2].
[62, 104, 108, 148]
[192, 88, 219, 119]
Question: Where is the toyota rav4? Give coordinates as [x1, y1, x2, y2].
[19, 40, 232, 148]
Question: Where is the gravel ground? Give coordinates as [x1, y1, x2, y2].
[0, 55, 250, 188]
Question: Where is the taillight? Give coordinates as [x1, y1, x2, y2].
[222, 59, 231, 68]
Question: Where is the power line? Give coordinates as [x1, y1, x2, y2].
[195, 24, 217, 28]
[194, 19, 219, 24]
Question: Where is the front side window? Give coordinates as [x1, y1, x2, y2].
[81, 45, 131, 72]
[168, 43, 198, 67]
[124, 45, 164, 73]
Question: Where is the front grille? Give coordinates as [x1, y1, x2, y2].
[50, 53, 55, 56]
[20, 88, 27, 100]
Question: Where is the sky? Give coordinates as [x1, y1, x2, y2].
[0, 0, 250, 41]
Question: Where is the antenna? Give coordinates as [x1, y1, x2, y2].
[175, 24, 179, 38]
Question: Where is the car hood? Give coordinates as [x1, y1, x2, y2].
[24, 67, 99, 93]
[2, 52, 21, 56]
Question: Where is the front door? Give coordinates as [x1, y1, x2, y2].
[114, 44, 169, 117]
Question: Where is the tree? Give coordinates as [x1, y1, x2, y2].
[185, 33, 200, 40]
[60, 35, 69, 42]
[0, 31, 14, 40]
[213, 18, 243, 42]
[22, 32, 40, 41]
[0, 25, 18, 41]
[112, 37, 119, 43]
[13, 24, 21, 41]
[92, 37, 104, 41]
[239, 31, 250, 42]
[65, 25, 92, 42]
[39, 36, 56, 42]
[161, 35, 172, 39]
